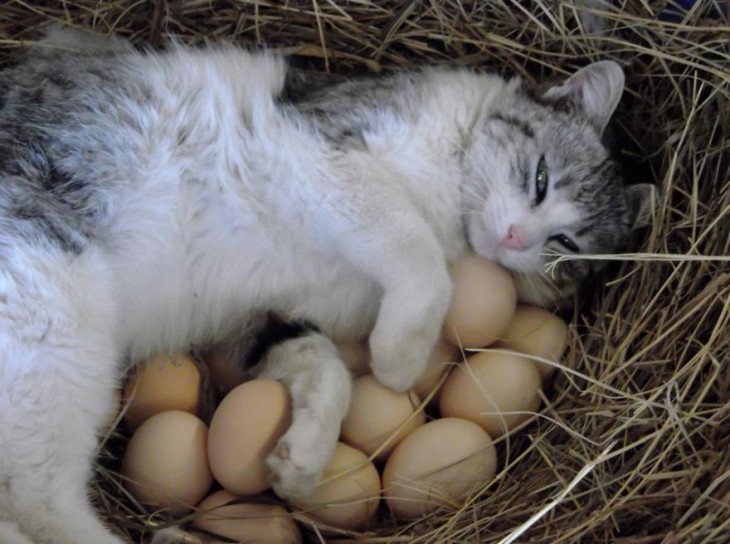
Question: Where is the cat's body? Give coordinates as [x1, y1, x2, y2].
[0, 29, 651, 544]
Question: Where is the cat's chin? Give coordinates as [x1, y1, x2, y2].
[514, 275, 574, 309]
[494, 249, 541, 275]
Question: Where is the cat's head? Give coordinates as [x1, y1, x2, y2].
[463, 61, 654, 308]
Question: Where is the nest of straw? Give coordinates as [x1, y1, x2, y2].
[2, 1, 728, 543]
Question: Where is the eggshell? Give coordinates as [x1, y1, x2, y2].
[123, 353, 202, 432]
[494, 305, 568, 378]
[335, 341, 371, 377]
[193, 490, 301, 544]
[292, 442, 380, 529]
[412, 341, 458, 402]
[341, 375, 425, 461]
[203, 345, 247, 396]
[382, 418, 497, 519]
[439, 351, 542, 437]
[442, 256, 517, 348]
[208, 380, 291, 495]
[122, 410, 212, 514]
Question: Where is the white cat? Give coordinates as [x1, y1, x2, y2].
[0, 28, 652, 543]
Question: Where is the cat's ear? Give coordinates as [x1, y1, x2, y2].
[543, 60, 625, 132]
[626, 183, 656, 229]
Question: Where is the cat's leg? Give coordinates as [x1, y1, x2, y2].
[246, 316, 352, 501]
[0, 248, 125, 544]
[325, 165, 453, 392]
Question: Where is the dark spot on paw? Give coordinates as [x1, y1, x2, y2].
[274, 441, 292, 461]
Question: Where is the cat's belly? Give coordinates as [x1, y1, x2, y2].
[113, 242, 381, 360]
[283, 265, 382, 342]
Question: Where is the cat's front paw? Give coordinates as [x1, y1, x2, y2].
[369, 324, 434, 393]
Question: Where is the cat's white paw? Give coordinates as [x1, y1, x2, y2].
[369, 323, 433, 392]
[266, 418, 338, 501]
[266, 439, 321, 501]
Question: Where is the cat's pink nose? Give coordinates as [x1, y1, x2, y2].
[500, 225, 525, 251]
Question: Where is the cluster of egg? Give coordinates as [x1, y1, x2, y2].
[117, 255, 568, 542]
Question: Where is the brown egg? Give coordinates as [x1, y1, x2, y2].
[442, 256, 517, 348]
[203, 344, 247, 396]
[193, 490, 301, 544]
[208, 380, 291, 496]
[412, 341, 458, 402]
[335, 341, 371, 377]
[494, 305, 569, 378]
[122, 410, 212, 514]
[292, 442, 380, 529]
[383, 418, 497, 519]
[340, 375, 425, 461]
[123, 353, 202, 432]
[439, 351, 542, 438]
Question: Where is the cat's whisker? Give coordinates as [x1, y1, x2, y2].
[526, 272, 559, 308]
[541, 249, 566, 279]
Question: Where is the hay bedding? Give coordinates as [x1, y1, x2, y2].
[1, 1, 728, 543]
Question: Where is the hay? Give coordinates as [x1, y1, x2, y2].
[1, 1, 728, 542]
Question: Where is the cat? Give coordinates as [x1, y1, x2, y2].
[0, 27, 653, 544]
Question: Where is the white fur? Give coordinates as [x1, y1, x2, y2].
[0, 42, 624, 543]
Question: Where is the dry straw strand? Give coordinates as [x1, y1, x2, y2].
[1, 0, 729, 543]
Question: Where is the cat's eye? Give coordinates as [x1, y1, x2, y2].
[535, 155, 548, 205]
[549, 234, 580, 253]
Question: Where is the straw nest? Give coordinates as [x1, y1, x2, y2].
[1, 1, 728, 543]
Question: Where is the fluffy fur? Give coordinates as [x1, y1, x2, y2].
[0, 28, 652, 543]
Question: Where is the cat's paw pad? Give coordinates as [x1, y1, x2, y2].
[266, 439, 321, 501]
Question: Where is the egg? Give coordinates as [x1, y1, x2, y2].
[340, 375, 425, 461]
[382, 418, 497, 519]
[122, 410, 212, 513]
[335, 341, 371, 377]
[442, 256, 517, 348]
[193, 490, 301, 544]
[203, 344, 247, 396]
[494, 305, 568, 378]
[292, 442, 380, 529]
[439, 351, 542, 438]
[123, 352, 202, 432]
[412, 341, 458, 402]
[208, 380, 291, 495]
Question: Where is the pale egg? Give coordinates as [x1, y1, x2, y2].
[412, 341, 458, 402]
[194, 490, 301, 544]
[494, 305, 568, 378]
[340, 375, 425, 461]
[442, 256, 517, 348]
[382, 418, 497, 519]
[208, 380, 291, 496]
[122, 410, 212, 514]
[291, 442, 380, 529]
[123, 352, 202, 432]
[439, 350, 542, 438]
